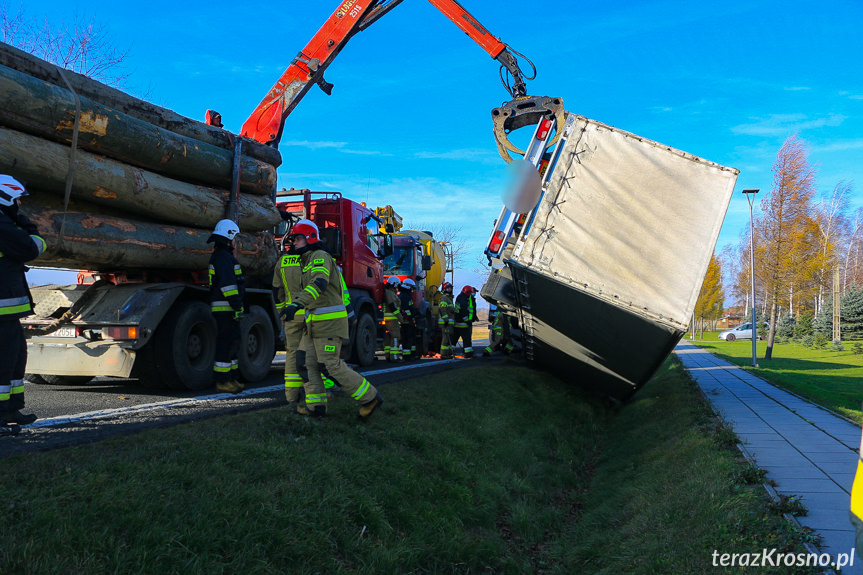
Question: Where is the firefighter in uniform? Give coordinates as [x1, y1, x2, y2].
[483, 306, 515, 357]
[383, 276, 402, 362]
[438, 282, 454, 359]
[0, 176, 45, 435]
[207, 219, 245, 394]
[399, 278, 418, 361]
[453, 285, 478, 358]
[282, 220, 383, 418]
[273, 230, 306, 406]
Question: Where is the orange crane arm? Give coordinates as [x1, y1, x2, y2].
[238, 0, 554, 154]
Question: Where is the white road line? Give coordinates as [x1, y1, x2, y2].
[27, 359, 463, 429]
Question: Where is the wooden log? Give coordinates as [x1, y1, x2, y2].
[0, 126, 281, 232]
[20, 206, 278, 276]
[0, 63, 276, 196]
[0, 41, 282, 168]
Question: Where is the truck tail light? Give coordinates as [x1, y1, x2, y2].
[488, 230, 506, 254]
[104, 326, 138, 340]
[537, 118, 552, 140]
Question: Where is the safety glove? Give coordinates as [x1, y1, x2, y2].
[281, 303, 303, 321]
[233, 308, 244, 322]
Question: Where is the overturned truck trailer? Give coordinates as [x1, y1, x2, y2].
[482, 113, 737, 401]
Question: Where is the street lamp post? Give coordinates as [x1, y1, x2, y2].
[743, 189, 760, 367]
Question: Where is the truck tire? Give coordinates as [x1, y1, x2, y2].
[238, 305, 275, 383]
[39, 374, 95, 385]
[151, 300, 217, 391]
[25, 373, 49, 384]
[350, 312, 377, 367]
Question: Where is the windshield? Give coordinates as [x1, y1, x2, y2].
[383, 246, 415, 276]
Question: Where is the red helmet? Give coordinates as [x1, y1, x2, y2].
[441, 282, 453, 292]
[461, 285, 476, 295]
[289, 219, 319, 243]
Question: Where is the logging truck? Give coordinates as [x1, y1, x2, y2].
[6, 0, 560, 390]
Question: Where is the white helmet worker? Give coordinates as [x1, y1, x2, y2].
[385, 276, 401, 287]
[0, 175, 27, 207]
[401, 278, 417, 290]
[212, 219, 240, 241]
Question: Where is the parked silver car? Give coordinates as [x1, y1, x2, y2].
[718, 322, 768, 342]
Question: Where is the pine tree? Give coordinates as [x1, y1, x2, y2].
[814, 297, 832, 338]
[794, 311, 814, 339]
[841, 285, 863, 340]
[776, 313, 796, 341]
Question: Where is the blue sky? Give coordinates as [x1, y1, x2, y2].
[17, 0, 863, 294]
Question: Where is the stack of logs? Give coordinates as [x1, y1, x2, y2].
[0, 42, 281, 276]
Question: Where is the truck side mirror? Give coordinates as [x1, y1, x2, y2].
[422, 255, 432, 271]
[380, 234, 393, 258]
[385, 224, 394, 233]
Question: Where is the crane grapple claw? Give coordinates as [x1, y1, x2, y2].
[492, 96, 565, 163]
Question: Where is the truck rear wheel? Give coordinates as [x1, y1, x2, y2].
[149, 300, 216, 391]
[238, 305, 275, 383]
[350, 312, 376, 366]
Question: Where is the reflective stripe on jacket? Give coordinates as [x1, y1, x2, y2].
[208, 244, 245, 313]
[295, 248, 348, 338]
[272, 253, 304, 319]
[0, 211, 45, 319]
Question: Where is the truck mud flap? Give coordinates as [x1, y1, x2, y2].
[509, 263, 681, 403]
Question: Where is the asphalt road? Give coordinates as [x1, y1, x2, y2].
[1, 353, 487, 459]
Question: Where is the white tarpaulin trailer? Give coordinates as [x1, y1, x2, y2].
[482, 113, 737, 401]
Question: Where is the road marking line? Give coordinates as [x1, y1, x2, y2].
[27, 359, 462, 429]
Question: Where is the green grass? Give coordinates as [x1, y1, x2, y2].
[0, 361, 816, 574]
[690, 331, 863, 423]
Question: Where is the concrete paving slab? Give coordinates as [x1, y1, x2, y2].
[675, 341, 863, 572]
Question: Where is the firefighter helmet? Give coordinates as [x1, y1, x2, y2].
[441, 282, 453, 293]
[289, 219, 319, 243]
[386, 276, 401, 287]
[0, 175, 27, 207]
[461, 285, 477, 295]
[212, 219, 240, 240]
[401, 278, 416, 290]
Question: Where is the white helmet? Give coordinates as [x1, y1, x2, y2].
[0, 175, 27, 207]
[213, 219, 240, 240]
[401, 278, 416, 290]
[385, 276, 401, 287]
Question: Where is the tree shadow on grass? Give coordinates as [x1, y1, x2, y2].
[751, 357, 857, 372]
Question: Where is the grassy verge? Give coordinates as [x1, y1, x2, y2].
[0, 360, 816, 574]
[689, 332, 863, 423]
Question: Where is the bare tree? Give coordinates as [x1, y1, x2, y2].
[1, 4, 128, 86]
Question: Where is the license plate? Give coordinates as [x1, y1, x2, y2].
[53, 326, 77, 338]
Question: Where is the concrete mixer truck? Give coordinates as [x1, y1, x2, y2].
[375, 206, 452, 356]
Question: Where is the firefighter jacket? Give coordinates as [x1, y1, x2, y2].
[438, 293, 454, 325]
[208, 241, 245, 314]
[399, 290, 417, 326]
[454, 292, 477, 326]
[0, 209, 46, 320]
[293, 247, 349, 338]
[383, 286, 401, 323]
[272, 249, 304, 322]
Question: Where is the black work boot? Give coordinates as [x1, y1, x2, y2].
[7, 410, 36, 425]
[0, 423, 20, 437]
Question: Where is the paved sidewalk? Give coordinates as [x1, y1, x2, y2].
[674, 341, 861, 574]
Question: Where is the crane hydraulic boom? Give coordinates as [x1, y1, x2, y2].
[235, 0, 563, 161]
